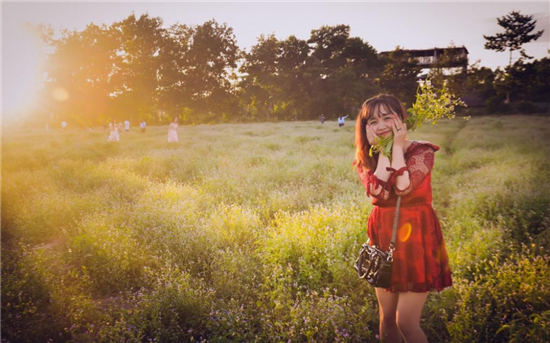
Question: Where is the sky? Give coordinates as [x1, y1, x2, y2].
[2, 1, 549, 120]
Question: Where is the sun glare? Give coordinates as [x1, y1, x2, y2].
[4, 24, 44, 117]
[398, 222, 412, 242]
[52, 87, 69, 101]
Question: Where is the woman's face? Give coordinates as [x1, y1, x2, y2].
[366, 104, 401, 138]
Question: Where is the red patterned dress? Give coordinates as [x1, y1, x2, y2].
[356, 141, 452, 293]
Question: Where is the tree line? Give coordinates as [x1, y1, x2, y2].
[34, 11, 548, 126]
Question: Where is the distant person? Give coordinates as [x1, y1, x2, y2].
[338, 115, 349, 127]
[320, 114, 325, 124]
[107, 123, 119, 142]
[124, 120, 130, 132]
[167, 117, 179, 143]
[353, 94, 452, 343]
[61, 121, 67, 129]
[140, 121, 146, 133]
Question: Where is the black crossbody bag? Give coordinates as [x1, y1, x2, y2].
[354, 196, 401, 288]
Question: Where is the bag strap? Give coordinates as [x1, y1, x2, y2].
[388, 195, 402, 261]
[368, 143, 412, 249]
[366, 195, 402, 248]
[390, 144, 412, 253]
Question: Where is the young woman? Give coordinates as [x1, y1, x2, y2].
[167, 117, 179, 143]
[354, 94, 452, 343]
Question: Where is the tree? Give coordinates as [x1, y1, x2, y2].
[378, 46, 422, 106]
[156, 23, 190, 120]
[305, 25, 382, 118]
[43, 23, 121, 126]
[507, 57, 550, 103]
[528, 57, 550, 102]
[239, 34, 280, 121]
[428, 44, 469, 100]
[111, 14, 167, 122]
[180, 20, 240, 122]
[239, 34, 309, 121]
[277, 35, 310, 120]
[484, 11, 544, 67]
[157, 20, 240, 124]
[464, 61, 496, 102]
[484, 11, 544, 104]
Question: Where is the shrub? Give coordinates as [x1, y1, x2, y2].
[486, 96, 512, 114]
[516, 101, 540, 114]
[448, 246, 550, 343]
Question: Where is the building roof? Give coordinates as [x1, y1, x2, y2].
[379, 46, 469, 56]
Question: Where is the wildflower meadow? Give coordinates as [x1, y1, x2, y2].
[2, 115, 550, 342]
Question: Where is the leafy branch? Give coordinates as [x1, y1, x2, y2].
[370, 79, 467, 158]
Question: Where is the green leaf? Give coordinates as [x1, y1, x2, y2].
[385, 137, 394, 156]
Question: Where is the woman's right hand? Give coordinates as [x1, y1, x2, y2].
[366, 124, 378, 146]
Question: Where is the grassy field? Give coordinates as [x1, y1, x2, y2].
[2, 116, 550, 342]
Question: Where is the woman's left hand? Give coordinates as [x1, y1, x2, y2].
[391, 116, 407, 148]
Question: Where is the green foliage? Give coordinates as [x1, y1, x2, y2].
[26, 10, 549, 126]
[516, 101, 540, 114]
[448, 247, 550, 343]
[2, 117, 550, 342]
[465, 61, 497, 101]
[484, 10, 544, 66]
[406, 80, 466, 130]
[482, 11, 545, 105]
[378, 46, 423, 106]
[370, 79, 466, 158]
[239, 25, 382, 122]
[39, 15, 240, 125]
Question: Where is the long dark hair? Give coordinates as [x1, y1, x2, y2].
[354, 94, 408, 171]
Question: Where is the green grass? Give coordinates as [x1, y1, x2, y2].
[2, 117, 550, 342]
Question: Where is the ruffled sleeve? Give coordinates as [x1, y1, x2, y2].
[356, 164, 391, 200]
[394, 142, 439, 196]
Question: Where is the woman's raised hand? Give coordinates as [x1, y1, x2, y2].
[391, 116, 407, 147]
[366, 124, 378, 146]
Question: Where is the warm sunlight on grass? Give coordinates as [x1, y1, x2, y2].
[2, 116, 550, 342]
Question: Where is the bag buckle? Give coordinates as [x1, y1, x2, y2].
[388, 243, 395, 262]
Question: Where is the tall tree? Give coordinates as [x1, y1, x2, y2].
[464, 61, 496, 102]
[306, 25, 382, 118]
[156, 23, 191, 120]
[111, 14, 167, 122]
[484, 11, 544, 104]
[44, 23, 120, 126]
[378, 46, 422, 106]
[506, 57, 550, 103]
[484, 11, 544, 67]
[240, 34, 309, 121]
[527, 57, 550, 102]
[427, 44, 469, 100]
[182, 20, 240, 123]
[157, 20, 240, 123]
[276, 35, 310, 120]
[240, 34, 285, 121]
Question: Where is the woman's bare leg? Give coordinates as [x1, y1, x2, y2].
[375, 288, 401, 343]
[395, 292, 429, 343]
